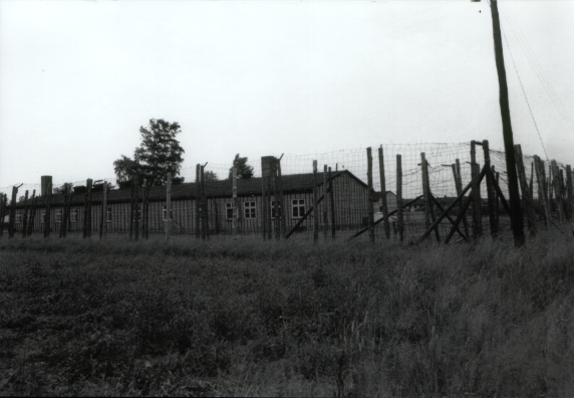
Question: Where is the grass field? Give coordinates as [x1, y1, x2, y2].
[1, 232, 574, 397]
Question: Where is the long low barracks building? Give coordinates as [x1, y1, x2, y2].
[6, 170, 375, 237]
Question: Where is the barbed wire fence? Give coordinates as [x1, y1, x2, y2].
[1, 141, 571, 243]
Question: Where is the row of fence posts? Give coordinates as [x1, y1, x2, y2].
[2, 141, 573, 243]
[353, 140, 574, 246]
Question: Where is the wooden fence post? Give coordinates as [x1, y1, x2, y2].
[367, 148, 375, 243]
[22, 190, 29, 238]
[515, 145, 536, 235]
[44, 182, 52, 239]
[0, 193, 5, 237]
[128, 179, 134, 240]
[272, 159, 281, 240]
[9, 186, 17, 238]
[142, 180, 149, 240]
[495, 168, 500, 233]
[482, 140, 498, 238]
[397, 154, 404, 243]
[100, 182, 108, 239]
[232, 166, 238, 236]
[329, 166, 336, 240]
[60, 186, 68, 238]
[470, 141, 482, 239]
[451, 159, 470, 238]
[378, 145, 390, 240]
[534, 156, 549, 228]
[85, 179, 92, 238]
[204, 165, 209, 240]
[195, 165, 201, 239]
[133, 176, 139, 240]
[277, 158, 287, 238]
[566, 165, 573, 221]
[323, 165, 328, 240]
[421, 152, 440, 242]
[313, 160, 319, 244]
[28, 191, 36, 237]
[166, 172, 172, 240]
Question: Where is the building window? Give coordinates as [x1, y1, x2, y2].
[292, 199, 305, 218]
[55, 209, 63, 223]
[40, 210, 46, 227]
[163, 205, 173, 221]
[70, 208, 78, 223]
[244, 201, 256, 219]
[106, 206, 112, 223]
[15, 210, 22, 224]
[226, 203, 234, 220]
[271, 201, 281, 219]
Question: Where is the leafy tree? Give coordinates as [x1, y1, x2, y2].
[228, 154, 254, 180]
[203, 171, 218, 182]
[114, 119, 185, 186]
[53, 183, 73, 195]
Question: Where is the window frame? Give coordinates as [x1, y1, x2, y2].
[163, 205, 173, 222]
[55, 209, 63, 223]
[15, 210, 22, 224]
[70, 208, 78, 223]
[244, 201, 256, 219]
[226, 202, 234, 220]
[292, 199, 306, 219]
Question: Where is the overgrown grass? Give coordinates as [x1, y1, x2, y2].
[1, 232, 574, 396]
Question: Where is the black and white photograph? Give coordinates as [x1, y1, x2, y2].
[1, 0, 574, 396]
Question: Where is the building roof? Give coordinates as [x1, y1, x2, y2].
[9, 170, 365, 208]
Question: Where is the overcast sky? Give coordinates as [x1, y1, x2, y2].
[1, 0, 573, 192]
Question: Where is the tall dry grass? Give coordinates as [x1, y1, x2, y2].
[0, 232, 573, 396]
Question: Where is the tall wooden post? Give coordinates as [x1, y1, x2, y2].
[0, 193, 5, 237]
[261, 157, 274, 241]
[166, 172, 172, 240]
[329, 167, 336, 240]
[204, 165, 209, 240]
[421, 152, 439, 242]
[490, 0, 525, 246]
[366, 148, 375, 243]
[142, 181, 149, 240]
[551, 161, 563, 223]
[232, 166, 238, 236]
[272, 159, 281, 240]
[277, 158, 287, 238]
[483, 140, 498, 238]
[101, 182, 109, 239]
[495, 169, 500, 232]
[396, 154, 404, 243]
[128, 180, 134, 240]
[313, 160, 319, 243]
[133, 176, 139, 240]
[566, 165, 573, 221]
[378, 146, 390, 240]
[470, 141, 482, 239]
[515, 145, 536, 235]
[44, 182, 52, 239]
[452, 159, 469, 238]
[28, 191, 36, 237]
[323, 165, 328, 240]
[60, 187, 68, 238]
[85, 179, 92, 238]
[534, 156, 549, 228]
[8, 186, 18, 238]
[195, 165, 201, 239]
[22, 190, 29, 238]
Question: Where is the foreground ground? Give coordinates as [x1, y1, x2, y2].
[1, 233, 573, 397]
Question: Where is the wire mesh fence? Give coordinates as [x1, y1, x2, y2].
[1, 141, 572, 243]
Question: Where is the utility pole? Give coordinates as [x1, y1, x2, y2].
[489, 0, 524, 246]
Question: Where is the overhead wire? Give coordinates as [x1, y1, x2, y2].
[501, 21, 549, 160]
